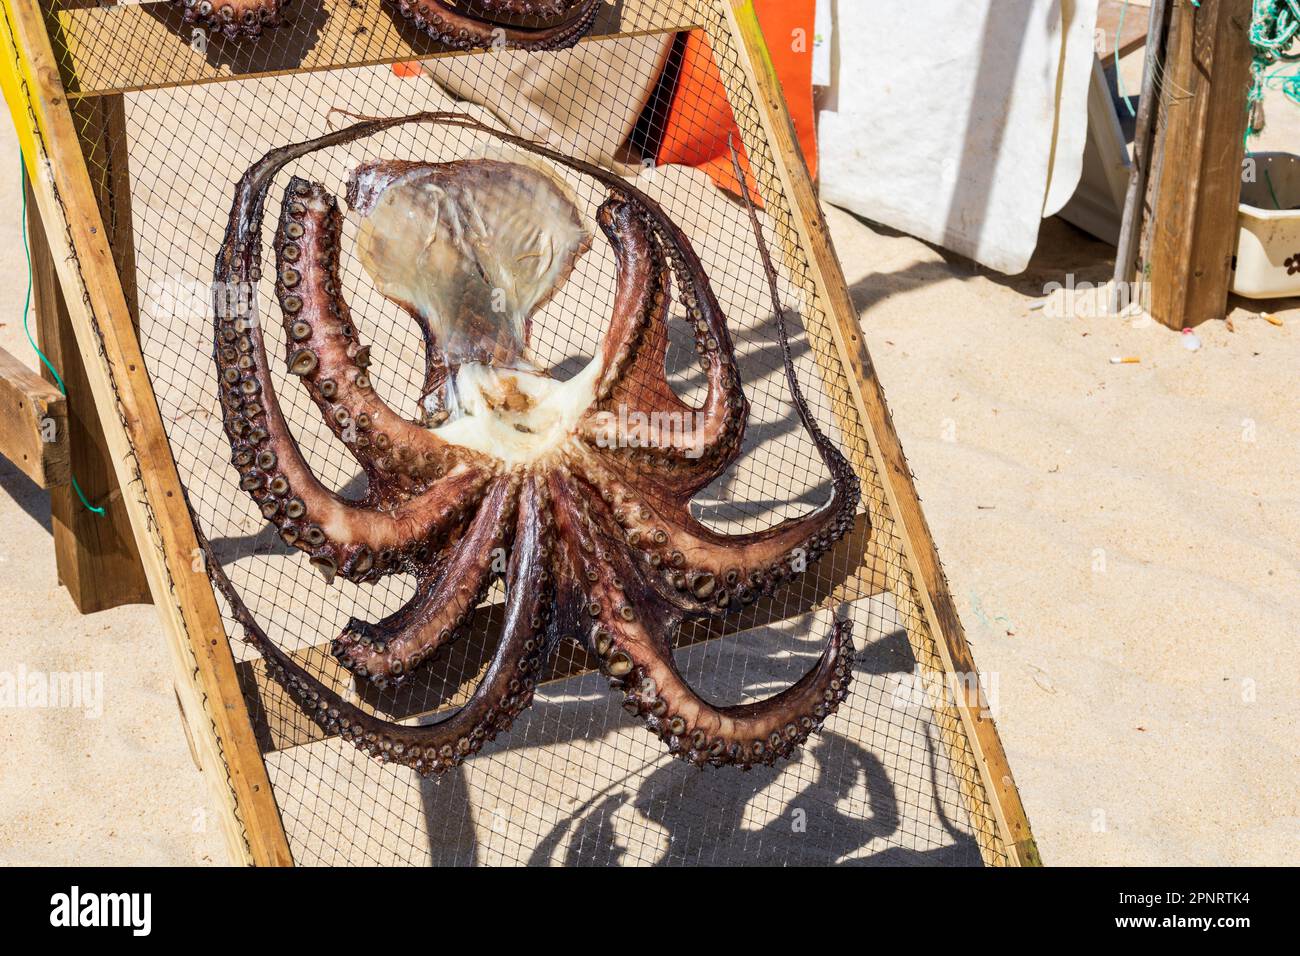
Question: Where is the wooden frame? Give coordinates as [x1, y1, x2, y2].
[2, 0, 1038, 866]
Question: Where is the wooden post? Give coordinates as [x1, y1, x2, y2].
[1141, 0, 1256, 328]
[26, 174, 152, 613]
[1112, 0, 1172, 314]
[0, 345, 68, 487]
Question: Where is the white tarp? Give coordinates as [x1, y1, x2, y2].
[818, 0, 1100, 274]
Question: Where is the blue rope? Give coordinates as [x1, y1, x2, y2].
[19, 158, 105, 516]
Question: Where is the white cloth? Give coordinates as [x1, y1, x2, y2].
[1044, 0, 1103, 216]
[818, 0, 1099, 274]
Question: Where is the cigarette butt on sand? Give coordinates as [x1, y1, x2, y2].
[1262, 313, 1283, 327]
[1110, 356, 1141, 365]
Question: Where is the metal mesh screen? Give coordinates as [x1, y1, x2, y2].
[44, 0, 1007, 866]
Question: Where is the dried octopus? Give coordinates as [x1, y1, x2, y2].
[174, 0, 602, 50]
[200, 111, 863, 776]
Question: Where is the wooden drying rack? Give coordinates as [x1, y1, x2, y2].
[0, 0, 1039, 867]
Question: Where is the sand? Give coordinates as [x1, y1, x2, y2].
[0, 41, 1297, 865]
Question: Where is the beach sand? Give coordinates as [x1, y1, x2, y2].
[0, 43, 1296, 865]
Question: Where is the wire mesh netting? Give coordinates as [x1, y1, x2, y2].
[43, 0, 1008, 866]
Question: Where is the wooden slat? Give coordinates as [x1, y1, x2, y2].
[718, 0, 1040, 866]
[53, 0, 695, 97]
[26, 175, 152, 612]
[1142, 0, 1255, 329]
[0, 345, 68, 488]
[239, 511, 875, 754]
[3, 0, 293, 865]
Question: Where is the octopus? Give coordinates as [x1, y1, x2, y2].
[173, 0, 602, 50]
[200, 111, 863, 776]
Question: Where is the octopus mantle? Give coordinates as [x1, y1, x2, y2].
[203, 112, 864, 776]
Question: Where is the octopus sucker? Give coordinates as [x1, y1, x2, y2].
[391, 0, 602, 51]
[173, 0, 286, 40]
[199, 112, 863, 777]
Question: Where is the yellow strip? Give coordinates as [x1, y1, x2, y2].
[0, 0, 49, 183]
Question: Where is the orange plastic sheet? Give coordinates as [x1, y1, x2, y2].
[655, 0, 818, 199]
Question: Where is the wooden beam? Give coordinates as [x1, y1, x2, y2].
[25, 140, 151, 613]
[3, 0, 293, 865]
[719, 0, 1040, 866]
[1142, 0, 1255, 329]
[53, 0, 692, 97]
[0, 345, 68, 488]
[239, 511, 875, 754]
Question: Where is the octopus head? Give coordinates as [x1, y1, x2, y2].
[347, 156, 597, 465]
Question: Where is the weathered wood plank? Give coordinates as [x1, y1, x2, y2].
[0, 345, 68, 488]
[1143, 0, 1255, 329]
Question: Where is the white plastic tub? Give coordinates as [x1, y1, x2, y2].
[1233, 152, 1300, 300]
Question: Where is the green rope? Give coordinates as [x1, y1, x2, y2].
[19, 158, 105, 516]
[1247, 0, 1300, 141]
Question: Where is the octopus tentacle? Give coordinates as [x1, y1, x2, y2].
[585, 197, 677, 410]
[216, 115, 503, 585]
[274, 177, 477, 492]
[389, 0, 602, 51]
[579, 229, 751, 495]
[570, 446, 857, 616]
[174, 0, 285, 40]
[331, 475, 520, 686]
[578, 197, 753, 495]
[551, 476, 853, 769]
[332, 567, 442, 651]
[576, 139, 860, 615]
[197, 475, 554, 777]
[218, 268, 495, 583]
